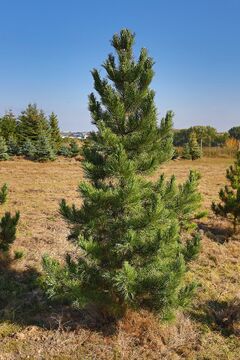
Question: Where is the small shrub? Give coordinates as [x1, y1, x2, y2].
[14, 250, 24, 260]
[0, 211, 20, 252]
[0, 183, 8, 204]
[212, 151, 240, 233]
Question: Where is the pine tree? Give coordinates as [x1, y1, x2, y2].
[49, 112, 62, 152]
[212, 152, 240, 233]
[34, 134, 55, 161]
[18, 104, 50, 144]
[189, 131, 202, 160]
[182, 143, 191, 159]
[0, 111, 17, 142]
[68, 140, 80, 157]
[43, 29, 200, 319]
[0, 184, 8, 204]
[0, 136, 9, 160]
[0, 212, 20, 252]
[21, 138, 36, 159]
[0, 183, 20, 254]
[7, 136, 19, 156]
[182, 132, 202, 160]
[58, 145, 71, 157]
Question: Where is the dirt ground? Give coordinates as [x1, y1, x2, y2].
[0, 156, 239, 359]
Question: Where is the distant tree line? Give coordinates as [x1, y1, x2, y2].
[0, 104, 81, 161]
[173, 125, 240, 147]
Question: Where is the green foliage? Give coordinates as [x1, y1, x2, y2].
[0, 136, 9, 160]
[7, 136, 19, 156]
[0, 184, 8, 204]
[0, 211, 20, 252]
[229, 126, 240, 141]
[174, 126, 227, 147]
[18, 104, 50, 144]
[68, 140, 80, 157]
[189, 131, 202, 160]
[0, 183, 20, 256]
[183, 132, 202, 160]
[0, 111, 17, 142]
[58, 145, 71, 157]
[43, 29, 201, 319]
[21, 138, 36, 160]
[49, 112, 62, 152]
[156, 170, 204, 231]
[34, 134, 56, 162]
[212, 152, 240, 233]
[182, 143, 192, 159]
[14, 250, 24, 260]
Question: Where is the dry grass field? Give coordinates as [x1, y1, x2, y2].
[0, 156, 240, 359]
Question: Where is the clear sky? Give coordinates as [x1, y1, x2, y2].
[0, 0, 239, 131]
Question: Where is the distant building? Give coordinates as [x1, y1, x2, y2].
[61, 131, 90, 139]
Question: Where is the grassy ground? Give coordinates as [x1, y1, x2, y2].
[0, 157, 239, 359]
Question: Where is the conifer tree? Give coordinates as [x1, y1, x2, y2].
[182, 143, 191, 159]
[212, 152, 240, 233]
[0, 212, 20, 252]
[7, 136, 19, 156]
[43, 29, 200, 319]
[0, 183, 8, 204]
[0, 183, 20, 254]
[0, 111, 17, 142]
[68, 140, 80, 157]
[189, 131, 202, 160]
[0, 136, 9, 160]
[21, 138, 36, 159]
[182, 132, 202, 160]
[49, 112, 62, 152]
[58, 145, 70, 157]
[34, 134, 55, 161]
[18, 104, 50, 144]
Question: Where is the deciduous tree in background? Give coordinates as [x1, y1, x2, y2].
[43, 29, 201, 319]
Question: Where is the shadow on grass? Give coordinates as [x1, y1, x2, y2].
[198, 221, 232, 244]
[190, 299, 240, 337]
[0, 263, 117, 336]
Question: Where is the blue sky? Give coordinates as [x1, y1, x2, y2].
[0, 0, 239, 131]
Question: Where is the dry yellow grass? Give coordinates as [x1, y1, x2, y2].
[0, 156, 239, 359]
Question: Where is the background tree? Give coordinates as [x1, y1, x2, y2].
[7, 136, 19, 156]
[182, 143, 192, 159]
[18, 104, 50, 144]
[42, 29, 201, 319]
[0, 111, 17, 142]
[68, 140, 80, 157]
[21, 138, 36, 160]
[229, 126, 240, 141]
[49, 112, 62, 152]
[34, 133, 55, 161]
[212, 152, 240, 233]
[0, 136, 9, 160]
[189, 131, 202, 160]
[0, 183, 20, 254]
